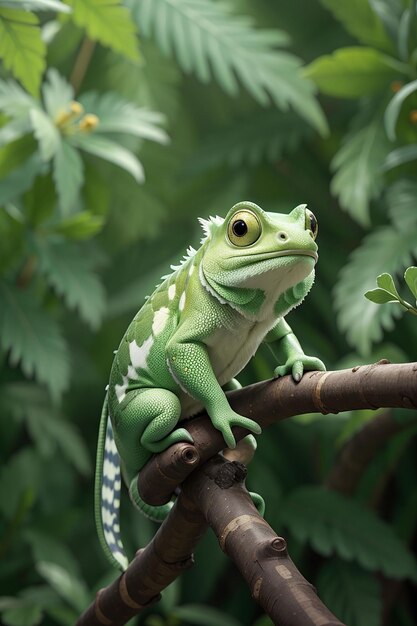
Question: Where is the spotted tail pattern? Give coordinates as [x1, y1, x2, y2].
[95, 396, 128, 571]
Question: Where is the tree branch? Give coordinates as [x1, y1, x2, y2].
[138, 361, 417, 505]
[77, 457, 345, 626]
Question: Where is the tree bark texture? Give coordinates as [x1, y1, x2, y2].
[139, 361, 417, 505]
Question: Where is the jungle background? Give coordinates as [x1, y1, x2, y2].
[0, 0, 417, 625]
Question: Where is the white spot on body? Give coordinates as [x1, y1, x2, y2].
[129, 336, 153, 369]
[152, 306, 170, 336]
[179, 292, 186, 311]
[189, 263, 194, 276]
[115, 376, 128, 403]
[168, 284, 176, 300]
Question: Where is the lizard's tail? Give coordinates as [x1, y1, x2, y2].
[94, 395, 129, 571]
[129, 476, 173, 521]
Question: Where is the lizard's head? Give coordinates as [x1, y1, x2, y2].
[200, 202, 319, 316]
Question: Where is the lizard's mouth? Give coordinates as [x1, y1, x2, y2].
[227, 249, 318, 264]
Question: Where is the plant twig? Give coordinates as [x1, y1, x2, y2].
[70, 37, 96, 94]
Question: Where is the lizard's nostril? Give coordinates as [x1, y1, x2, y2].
[277, 231, 289, 243]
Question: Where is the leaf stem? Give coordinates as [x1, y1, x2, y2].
[16, 254, 37, 289]
[70, 37, 96, 95]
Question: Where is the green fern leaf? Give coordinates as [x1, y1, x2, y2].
[331, 103, 390, 226]
[186, 110, 312, 174]
[65, 0, 139, 61]
[53, 139, 84, 215]
[34, 239, 106, 329]
[281, 487, 417, 581]
[334, 225, 417, 354]
[79, 91, 168, 144]
[317, 558, 382, 626]
[0, 281, 70, 400]
[3, 382, 91, 475]
[127, 0, 327, 135]
[0, 8, 46, 95]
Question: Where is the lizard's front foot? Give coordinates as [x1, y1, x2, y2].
[211, 410, 262, 449]
[274, 355, 326, 382]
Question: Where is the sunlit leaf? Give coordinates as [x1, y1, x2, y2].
[0, 78, 38, 118]
[404, 266, 417, 299]
[364, 288, 398, 304]
[65, 0, 139, 61]
[0, 8, 46, 95]
[29, 109, 60, 161]
[383, 145, 417, 170]
[305, 47, 404, 98]
[42, 68, 74, 119]
[1, 0, 70, 11]
[376, 273, 400, 298]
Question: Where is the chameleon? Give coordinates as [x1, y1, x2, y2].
[95, 201, 325, 570]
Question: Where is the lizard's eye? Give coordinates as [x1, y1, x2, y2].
[305, 208, 318, 240]
[228, 210, 261, 247]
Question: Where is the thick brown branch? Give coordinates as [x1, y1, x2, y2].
[77, 457, 345, 626]
[139, 362, 417, 505]
[76, 496, 207, 626]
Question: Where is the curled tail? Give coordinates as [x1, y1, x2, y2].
[95, 394, 174, 571]
[95, 395, 128, 571]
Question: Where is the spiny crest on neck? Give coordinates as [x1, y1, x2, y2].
[198, 215, 224, 244]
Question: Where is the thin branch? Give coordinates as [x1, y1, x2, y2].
[138, 361, 417, 505]
[70, 38, 96, 94]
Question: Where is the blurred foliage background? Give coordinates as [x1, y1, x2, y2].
[0, 0, 417, 625]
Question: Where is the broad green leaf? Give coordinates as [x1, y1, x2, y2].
[42, 69, 74, 119]
[0, 78, 39, 118]
[70, 132, 144, 182]
[364, 287, 398, 304]
[0, 154, 44, 204]
[35, 238, 106, 329]
[79, 91, 168, 144]
[318, 0, 393, 50]
[65, 0, 139, 61]
[317, 559, 382, 626]
[53, 139, 84, 215]
[1, 0, 70, 11]
[383, 145, 417, 170]
[384, 79, 417, 140]
[128, 0, 328, 135]
[304, 47, 404, 98]
[29, 109, 60, 161]
[25, 531, 82, 578]
[0, 447, 41, 518]
[335, 226, 417, 354]
[173, 604, 241, 626]
[281, 487, 417, 580]
[331, 105, 390, 226]
[376, 272, 400, 298]
[404, 266, 417, 299]
[0, 9, 46, 96]
[2, 605, 43, 626]
[54, 211, 105, 239]
[0, 281, 70, 400]
[36, 562, 89, 613]
[386, 179, 417, 233]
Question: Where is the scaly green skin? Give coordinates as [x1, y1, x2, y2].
[97, 201, 325, 569]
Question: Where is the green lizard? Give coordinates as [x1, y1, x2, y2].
[95, 201, 325, 570]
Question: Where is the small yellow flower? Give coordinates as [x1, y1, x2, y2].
[55, 101, 84, 127]
[390, 80, 403, 93]
[78, 114, 99, 132]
